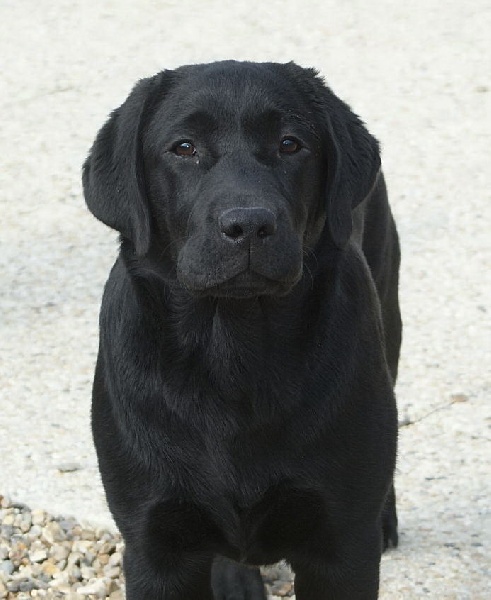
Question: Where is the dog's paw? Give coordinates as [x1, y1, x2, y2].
[211, 557, 267, 600]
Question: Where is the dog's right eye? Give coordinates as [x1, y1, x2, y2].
[173, 142, 197, 157]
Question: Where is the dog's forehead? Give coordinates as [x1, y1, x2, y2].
[153, 62, 313, 134]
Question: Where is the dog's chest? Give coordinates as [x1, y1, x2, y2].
[224, 481, 327, 564]
[190, 442, 328, 564]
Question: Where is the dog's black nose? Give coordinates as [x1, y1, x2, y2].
[219, 207, 277, 242]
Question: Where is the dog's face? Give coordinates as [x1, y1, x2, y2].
[84, 61, 381, 298]
[144, 63, 326, 297]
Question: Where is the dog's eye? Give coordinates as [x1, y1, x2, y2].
[173, 141, 197, 157]
[279, 137, 301, 154]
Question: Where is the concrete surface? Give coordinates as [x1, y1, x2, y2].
[0, 0, 490, 597]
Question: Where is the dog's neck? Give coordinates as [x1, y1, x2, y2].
[111, 244, 355, 432]
[122, 246, 337, 420]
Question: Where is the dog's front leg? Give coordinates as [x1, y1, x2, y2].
[123, 544, 214, 600]
[292, 559, 380, 600]
[290, 528, 382, 600]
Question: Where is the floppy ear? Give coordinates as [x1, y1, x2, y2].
[280, 63, 381, 248]
[83, 75, 160, 256]
[323, 98, 381, 248]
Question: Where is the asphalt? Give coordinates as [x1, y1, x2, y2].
[1, 1, 490, 597]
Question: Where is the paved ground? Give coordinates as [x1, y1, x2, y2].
[1, 0, 490, 597]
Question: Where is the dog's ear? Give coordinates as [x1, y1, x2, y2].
[83, 74, 163, 256]
[280, 63, 381, 248]
[323, 101, 381, 248]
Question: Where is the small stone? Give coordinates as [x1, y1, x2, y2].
[108, 551, 121, 567]
[1, 524, 15, 539]
[28, 525, 43, 539]
[71, 540, 92, 554]
[99, 541, 117, 555]
[80, 528, 96, 541]
[94, 528, 112, 540]
[49, 543, 70, 562]
[67, 563, 82, 583]
[0, 495, 12, 509]
[41, 521, 66, 545]
[106, 578, 121, 594]
[271, 580, 294, 596]
[9, 540, 29, 565]
[67, 550, 83, 566]
[50, 580, 72, 593]
[41, 560, 60, 577]
[29, 563, 42, 578]
[33, 578, 49, 590]
[19, 514, 32, 533]
[30, 510, 46, 526]
[451, 393, 469, 403]
[18, 577, 38, 592]
[81, 549, 96, 565]
[103, 565, 120, 579]
[58, 517, 78, 531]
[29, 549, 48, 563]
[51, 569, 70, 584]
[0, 560, 14, 576]
[80, 565, 96, 580]
[76, 578, 107, 596]
[6, 579, 21, 592]
[2, 513, 15, 526]
[57, 463, 82, 473]
[71, 525, 83, 538]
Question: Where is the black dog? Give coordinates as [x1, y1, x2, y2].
[83, 61, 401, 599]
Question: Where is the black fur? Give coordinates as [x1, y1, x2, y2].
[83, 60, 401, 599]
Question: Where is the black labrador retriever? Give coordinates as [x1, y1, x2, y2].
[83, 60, 401, 599]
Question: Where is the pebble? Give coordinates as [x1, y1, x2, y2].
[0, 494, 295, 598]
[0, 561, 14, 577]
[56, 463, 82, 473]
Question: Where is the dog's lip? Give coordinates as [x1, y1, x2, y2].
[189, 271, 297, 298]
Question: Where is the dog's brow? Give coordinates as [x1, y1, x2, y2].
[241, 107, 317, 138]
[285, 111, 320, 139]
[172, 110, 220, 135]
[263, 107, 317, 134]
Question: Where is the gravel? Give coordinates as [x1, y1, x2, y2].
[0, 494, 124, 599]
[1, 0, 490, 598]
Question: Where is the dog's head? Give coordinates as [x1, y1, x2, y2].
[83, 61, 380, 298]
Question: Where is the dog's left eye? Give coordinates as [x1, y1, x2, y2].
[279, 137, 301, 154]
[173, 141, 197, 157]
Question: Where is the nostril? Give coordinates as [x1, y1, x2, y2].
[228, 223, 244, 239]
[221, 221, 245, 240]
[257, 223, 275, 238]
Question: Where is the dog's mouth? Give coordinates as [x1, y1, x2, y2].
[190, 271, 298, 299]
